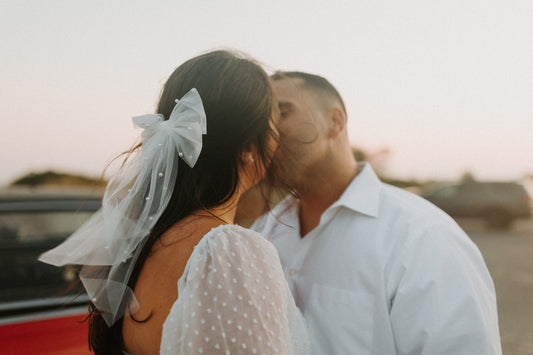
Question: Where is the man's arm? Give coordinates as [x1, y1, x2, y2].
[389, 224, 502, 355]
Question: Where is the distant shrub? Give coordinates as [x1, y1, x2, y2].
[11, 170, 107, 187]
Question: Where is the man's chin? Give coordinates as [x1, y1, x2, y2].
[267, 166, 299, 190]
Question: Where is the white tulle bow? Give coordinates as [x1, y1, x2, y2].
[39, 88, 207, 325]
[133, 88, 207, 168]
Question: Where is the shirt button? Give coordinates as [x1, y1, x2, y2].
[288, 269, 296, 276]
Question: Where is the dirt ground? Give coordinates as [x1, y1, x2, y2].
[458, 217, 533, 355]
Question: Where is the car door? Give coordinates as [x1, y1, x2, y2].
[0, 193, 100, 354]
[455, 183, 488, 216]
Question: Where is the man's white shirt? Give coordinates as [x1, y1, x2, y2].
[252, 164, 502, 355]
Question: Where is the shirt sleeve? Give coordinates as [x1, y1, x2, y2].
[160, 226, 307, 355]
[389, 223, 502, 355]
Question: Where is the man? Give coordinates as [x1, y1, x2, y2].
[249, 72, 502, 354]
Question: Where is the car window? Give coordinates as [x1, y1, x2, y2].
[0, 209, 95, 305]
[0, 211, 93, 243]
[433, 185, 459, 198]
[490, 183, 528, 198]
[457, 183, 488, 198]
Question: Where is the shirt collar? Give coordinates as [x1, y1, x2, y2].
[272, 162, 382, 221]
[328, 163, 382, 218]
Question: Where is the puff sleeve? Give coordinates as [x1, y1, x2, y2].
[160, 225, 309, 355]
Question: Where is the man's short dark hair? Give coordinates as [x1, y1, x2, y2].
[271, 71, 347, 115]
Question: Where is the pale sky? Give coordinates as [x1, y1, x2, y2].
[1, 0, 532, 186]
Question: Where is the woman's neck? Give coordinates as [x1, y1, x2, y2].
[193, 188, 244, 225]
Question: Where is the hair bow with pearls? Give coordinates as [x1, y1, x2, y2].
[39, 88, 207, 326]
[133, 88, 207, 168]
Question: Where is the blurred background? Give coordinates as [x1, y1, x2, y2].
[1, 0, 532, 353]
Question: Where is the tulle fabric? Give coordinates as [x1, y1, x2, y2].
[160, 225, 310, 355]
[38, 89, 207, 325]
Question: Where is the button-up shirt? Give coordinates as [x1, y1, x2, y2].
[252, 164, 502, 355]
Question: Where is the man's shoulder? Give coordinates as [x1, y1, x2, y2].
[379, 183, 480, 255]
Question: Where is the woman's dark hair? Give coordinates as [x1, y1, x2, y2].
[87, 49, 278, 354]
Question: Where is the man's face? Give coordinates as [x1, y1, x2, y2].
[271, 78, 330, 185]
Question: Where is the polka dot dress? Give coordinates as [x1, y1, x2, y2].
[160, 225, 309, 354]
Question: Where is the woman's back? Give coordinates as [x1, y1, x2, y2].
[122, 217, 221, 354]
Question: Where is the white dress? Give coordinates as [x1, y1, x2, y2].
[160, 224, 310, 355]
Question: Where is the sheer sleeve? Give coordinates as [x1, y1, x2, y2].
[160, 225, 309, 355]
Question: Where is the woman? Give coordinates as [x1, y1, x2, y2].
[39, 50, 309, 354]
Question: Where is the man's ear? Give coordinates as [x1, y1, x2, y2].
[328, 107, 346, 138]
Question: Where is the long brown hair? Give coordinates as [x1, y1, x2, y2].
[87, 50, 278, 354]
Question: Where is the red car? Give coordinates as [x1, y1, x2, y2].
[0, 189, 101, 354]
[0, 300, 90, 354]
